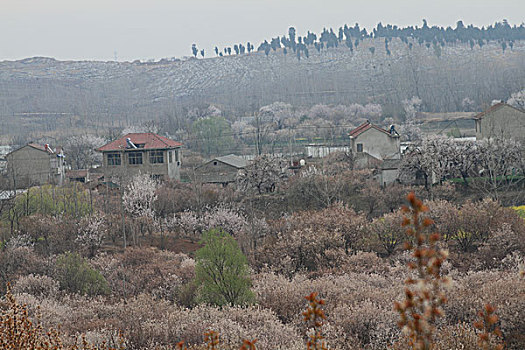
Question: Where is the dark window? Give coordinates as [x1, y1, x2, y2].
[175, 149, 180, 162]
[128, 151, 143, 165]
[150, 150, 164, 164]
[168, 151, 173, 163]
[213, 161, 218, 166]
[357, 143, 363, 152]
[107, 152, 121, 166]
[151, 174, 162, 181]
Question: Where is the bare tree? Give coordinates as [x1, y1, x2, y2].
[237, 155, 289, 194]
[65, 134, 105, 170]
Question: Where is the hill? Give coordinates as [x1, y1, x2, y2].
[0, 38, 524, 138]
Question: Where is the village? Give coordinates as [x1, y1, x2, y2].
[1, 102, 523, 194]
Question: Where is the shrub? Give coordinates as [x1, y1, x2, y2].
[0, 246, 47, 294]
[365, 211, 406, 256]
[12, 274, 59, 298]
[54, 252, 109, 296]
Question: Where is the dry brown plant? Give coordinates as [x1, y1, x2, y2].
[303, 292, 328, 350]
[473, 304, 504, 350]
[394, 192, 449, 350]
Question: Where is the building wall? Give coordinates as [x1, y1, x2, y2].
[476, 106, 525, 145]
[167, 149, 181, 180]
[6, 146, 64, 188]
[380, 168, 400, 186]
[194, 161, 239, 183]
[351, 128, 400, 160]
[102, 148, 181, 183]
[305, 145, 350, 158]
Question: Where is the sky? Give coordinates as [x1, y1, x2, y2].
[1, 0, 524, 62]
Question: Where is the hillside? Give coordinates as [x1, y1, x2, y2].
[0, 38, 524, 137]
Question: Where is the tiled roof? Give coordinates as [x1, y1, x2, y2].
[7, 143, 56, 156]
[349, 122, 391, 137]
[473, 102, 524, 120]
[96, 133, 183, 152]
[27, 143, 48, 152]
[381, 158, 402, 170]
[213, 154, 248, 168]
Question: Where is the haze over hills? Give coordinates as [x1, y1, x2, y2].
[0, 22, 524, 141]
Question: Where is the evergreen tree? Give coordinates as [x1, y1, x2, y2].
[288, 27, 296, 44]
[191, 44, 198, 58]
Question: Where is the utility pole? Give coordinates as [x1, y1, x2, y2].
[119, 177, 126, 249]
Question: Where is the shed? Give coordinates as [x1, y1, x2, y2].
[194, 154, 249, 184]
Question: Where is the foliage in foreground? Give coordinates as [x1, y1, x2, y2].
[1, 194, 524, 349]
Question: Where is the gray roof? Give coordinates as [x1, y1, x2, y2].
[212, 154, 248, 169]
[381, 158, 402, 170]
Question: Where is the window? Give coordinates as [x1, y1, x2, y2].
[151, 174, 163, 181]
[150, 150, 164, 164]
[107, 152, 121, 166]
[128, 151, 143, 165]
[213, 161, 218, 166]
[168, 151, 173, 163]
[175, 149, 180, 162]
[356, 143, 363, 152]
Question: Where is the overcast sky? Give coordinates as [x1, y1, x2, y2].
[1, 0, 524, 62]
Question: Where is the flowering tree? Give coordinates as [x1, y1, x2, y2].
[122, 173, 158, 241]
[253, 102, 295, 154]
[474, 137, 522, 199]
[400, 137, 447, 193]
[76, 213, 107, 257]
[461, 97, 476, 111]
[123, 174, 158, 219]
[507, 89, 525, 109]
[401, 96, 423, 141]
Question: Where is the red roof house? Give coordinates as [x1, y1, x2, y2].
[97, 133, 183, 183]
[349, 121, 401, 163]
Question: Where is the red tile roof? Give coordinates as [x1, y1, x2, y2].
[96, 133, 182, 152]
[349, 122, 391, 137]
[472, 102, 524, 120]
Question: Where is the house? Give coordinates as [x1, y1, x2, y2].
[349, 121, 401, 168]
[96, 133, 183, 183]
[474, 102, 525, 146]
[5, 143, 65, 188]
[378, 158, 402, 186]
[194, 154, 248, 185]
